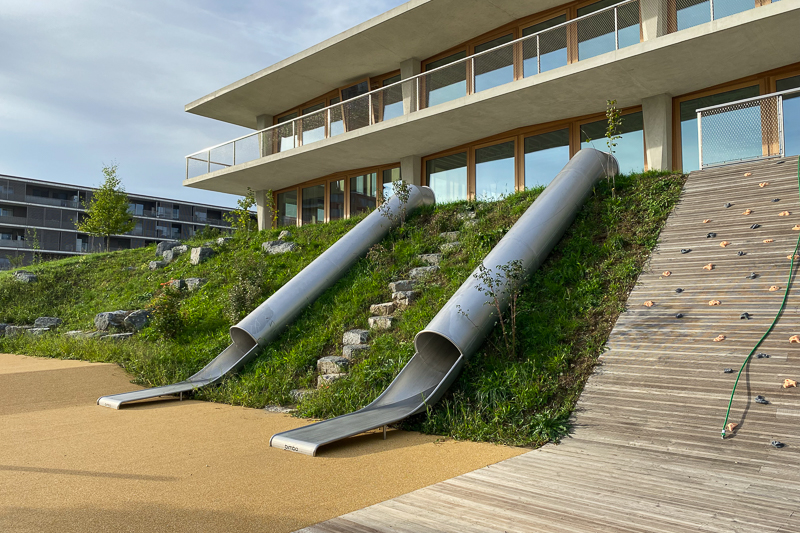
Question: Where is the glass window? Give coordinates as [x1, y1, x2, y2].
[474, 34, 514, 93]
[679, 86, 759, 172]
[580, 111, 645, 174]
[302, 184, 325, 225]
[329, 97, 345, 137]
[277, 190, 298, 227]
[522, 15, 568, 76]
[301, 102, 326, 145]
[426, 152, 468, 204]
[381, 167, 400, 201]
[576, 0, 638, 60]
[777, 75, 800, 157]
[381, 75, 404, 122]
[475, 141, 516, 201]
[524, 128, 570, 188]
[329, 179, 345, 220]
[350, 173, 377, 216]
[425, 51, 468, 108]
[276, 112, 298, 152]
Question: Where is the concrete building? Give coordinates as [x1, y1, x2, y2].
[182, 0, 800, 230]
[0, 173, 238, 267]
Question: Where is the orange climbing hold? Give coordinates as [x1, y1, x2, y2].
[726, 422, 738, 433]
[790, 335, 800, 343]
[708, 300, 721, 306]
[793, 225, 800, 230]
[703, 264, 714, 270]
[742, 209, 752, 215]
[703, 219, 711, 223]
[789, 255, 800, 261]
[745, 172, 753, 177]
[783, 379, 798, 388]
[779, 211, 791, 216]
[763, 239, 774, 243]
[758, 181, 768, 187]
[720, 241, 731, 247]
[769, 286, 780, 292]
[662, 271, 671, 277]
[714, 335, 726, 342]
[643, 301, 655, 307]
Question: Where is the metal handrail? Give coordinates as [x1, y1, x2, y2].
[185, 0, 640, 170]
[696, 87, 800, 113]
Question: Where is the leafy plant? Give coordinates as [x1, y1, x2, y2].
[76, 164, 136, 252]
[605, 99, 623, 193]
[148, 285, 185, 339]
[224, 188, 256, 234]
[378, 178, 412, 226]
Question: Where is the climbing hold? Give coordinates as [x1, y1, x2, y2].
[675, 313, 684, 319]
[771, 441, 785, 448]
[772, 198, 780, 202]
[720, 241, 731, 247]
[709, 300, 721, 306]
[747, 272, 758, 279]
[703, 264, 714, 271]
[738, 251, 746, 256]
[793, 225, 800, 230]
[750, 224, 760, 229]
[769, 286, 780, 292]
[707, 232, 717, 238]
[662, 271, 671, 277]
[681, 248, 691, 254]
[703, 219, 711, 223]
[783, 379, 798, 388]
[763, 239, 774, 243]
[726, 422, 738, 432]
[756, 353, 770, 359]
[790, 335, 800, 343]
[779, 211, 791, 216]
[675, 288, 684, 293]
[742, 209, 752, 215]
[755, 395, 769, 405]
[643, 301, 655, 307]
[713, 335, 726, 342]
[724, 203, 732, 208]
[745, 172, 753, 177]
[740, 312, 751, 320]
[777, 160, 786, 165]
[788, 255, 800, 261]
[723, 368, 734, 373]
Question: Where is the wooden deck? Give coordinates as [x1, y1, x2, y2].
[302, 157, 800, 533]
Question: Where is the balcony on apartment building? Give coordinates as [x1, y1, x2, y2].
[184, 0, 798, 195]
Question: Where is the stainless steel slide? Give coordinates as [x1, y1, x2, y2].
[270, 149, 618, 455]
[97, 185, 436, 409]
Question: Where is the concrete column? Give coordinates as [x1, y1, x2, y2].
[400, 58, 421, 115]
[256, 114, 274, 158]
[255, 189, 273, 231]
[642, 93, 673, 171]
[640, 0, 671, 41]
[400, 155, 422, 186]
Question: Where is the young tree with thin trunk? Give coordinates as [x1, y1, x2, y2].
[77, 164, 136, 252]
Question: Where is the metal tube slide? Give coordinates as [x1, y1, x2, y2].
[270, 149, 618, 455]
[97, 185, 436, 409]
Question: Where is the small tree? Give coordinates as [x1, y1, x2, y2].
[77, 164, 135, 252]
[605, 99, 623, 194]
[224, 188, 257, 234]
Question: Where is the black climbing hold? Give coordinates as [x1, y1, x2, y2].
[756, 352, 770, 359]
[771, 440, 785, 448]
[724, 203, 732, 208]
[747, 272, 758, 279]
[675, 313, 684, 319]
[707, 232, 717, 238]
[738, 251, 746, 256]
[723, 368, 734, 373]
[681, 249, 691, 254]
[740, 312, 751, 320]
[750, 224, 760, 229]
[675, 288, 684, 293]
[772, 198, 780, 202]
[755, 395, 769, 405]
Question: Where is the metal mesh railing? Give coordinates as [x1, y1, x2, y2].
[187, 0, 645, 179]
[698, 88, 799, 168]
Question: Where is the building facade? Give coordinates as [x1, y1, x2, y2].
[0, 173, 237, 267]
[182, 0, 800, 229]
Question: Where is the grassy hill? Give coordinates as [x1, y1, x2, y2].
[0, 170, 684, 447]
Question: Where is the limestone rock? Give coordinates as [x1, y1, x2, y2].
[317, 373, 347, 388]
[162, 246, 187, 263]
[368, 316, 395, 331]
[13, 270, 37, 283]
[5, 325, 30, 337]
[440, 242, 461, 253]
[439, 231, 460, 242]
[190, 247, 214, 265]
[342, 344, 370, 360]
[409, 266, 439, 279]
[342, 329, 369, 345]
[29, 328, 50, 336]
[290, 389, 313, 402]
[389, 280, 416, 292]
[264, 405, 296, 414]
[393, 290, 420, 309]
[94, 310, 129, 331]
[317, 356, 350, 375]
[64, 330, 85, 338]
[216, 237, 232, 246]
[34, 317, 62, 329]
[262, 240, 298, 255]
[149, 261, 166, 270]
[0, 323, 6, 336]
[123, 310, 152, 332]
[278, 230, 292, 240]
[369, 302, 396, 316]
[103, 332, 134, 341]
[155, 241, 181, 257]
[464, 219, 478, 228]
[185, 278, 208, 291]
[457, 211, 476, 220]
[85, 331, 108, 339]
[167, 279, 186, 290]
[419, 253, 442, 266]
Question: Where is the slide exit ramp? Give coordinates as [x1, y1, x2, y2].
[270, 148, 618, 456]
[97, 185, 436, 409]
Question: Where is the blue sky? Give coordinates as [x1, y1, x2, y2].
[0, 0, 407, 207]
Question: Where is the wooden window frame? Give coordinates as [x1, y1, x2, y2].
[471, 136, 518, 201]
[576, 107, 648, 171]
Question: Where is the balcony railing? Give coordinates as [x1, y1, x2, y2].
[697, 88, 800, 168]
[25, 195, 81, 209]
[186, 0, 645, 179]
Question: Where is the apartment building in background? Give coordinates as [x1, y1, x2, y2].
[0, 173, 238, 268]
[181, 0, 800, 230]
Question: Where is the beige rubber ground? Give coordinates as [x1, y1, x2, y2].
[0, 354, 523, 533]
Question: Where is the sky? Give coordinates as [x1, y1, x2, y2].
[0, 0, 408, 208]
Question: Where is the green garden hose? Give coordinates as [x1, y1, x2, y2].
[721, 157, 800, 439]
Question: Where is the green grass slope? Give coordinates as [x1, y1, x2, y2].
[0, 171, 684, 447]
